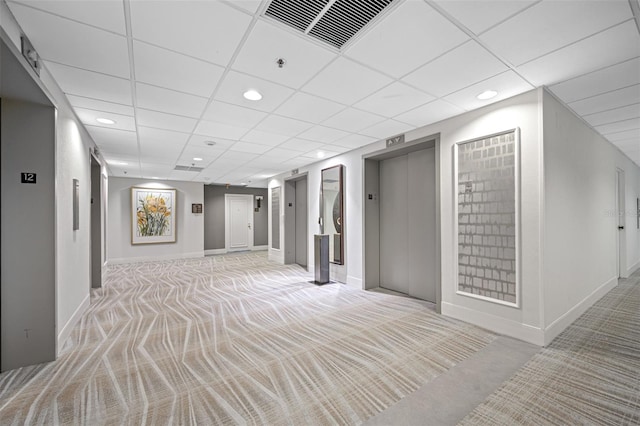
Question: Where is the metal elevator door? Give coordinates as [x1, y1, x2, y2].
[379, 148, 436, 302]
[295, 178, 307, 267]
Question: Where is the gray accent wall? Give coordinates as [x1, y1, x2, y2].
[204, 185, 268, 250]
[1, 98, 56, 371]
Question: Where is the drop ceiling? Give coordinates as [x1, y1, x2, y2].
[5, 0, 640, 185]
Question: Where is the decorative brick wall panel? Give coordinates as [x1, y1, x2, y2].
[457, 130, 517, 304]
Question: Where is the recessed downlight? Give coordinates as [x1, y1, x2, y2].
[243, 89, 262, 101]
[193, 157, 203, 162]
[108, 160, 128, 166]
[96, 117, 116, 125]
[477, 90, 498, 100]
[317, 151, 325, 158]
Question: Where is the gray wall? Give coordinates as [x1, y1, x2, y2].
[1, 98, 56, 371]
[204, 185, 268, 250]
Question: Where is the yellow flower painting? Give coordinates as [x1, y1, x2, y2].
[131, 187, 176, 244]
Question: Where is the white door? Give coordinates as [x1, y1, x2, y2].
[225, 194, 254, 252]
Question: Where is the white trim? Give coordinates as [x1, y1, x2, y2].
[204, 246, 268, 256]
[453, 128, 521, 308]
[225, 194, 254, 252]
[628, 259, 640, 276]
[442, 301, 544, 346]
[108, 251, 204, 264]
[204, 249, 227, 256]
[57, 293, 90, 355]
[543, 275, 618, 346]
[347, 275, 363, 289]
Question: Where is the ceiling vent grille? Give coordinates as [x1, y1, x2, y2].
[265, 0, 396, 49]
[174, 165, 204, 172]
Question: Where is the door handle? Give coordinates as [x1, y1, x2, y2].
[618, 226, 625, 230]
[248, 223, 252, 229]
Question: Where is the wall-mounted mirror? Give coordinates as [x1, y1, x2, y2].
[321, 165, 344, 264]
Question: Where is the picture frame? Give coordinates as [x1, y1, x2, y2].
[131, 187, 177, 245]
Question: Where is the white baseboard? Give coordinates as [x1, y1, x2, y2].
[204, 249, 227, 256]
[441, 302, 544, 346]
[252, 245, 268, 251]
[57, 293, 90, 355]
[627, 259, 640, 276]
[347, 275, 363, 289]
[543, 275, 618, 346]
[108, 251, 204, 265]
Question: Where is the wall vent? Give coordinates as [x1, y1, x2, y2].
[265, 0, 396, 49]
[174, 165, 204, 172]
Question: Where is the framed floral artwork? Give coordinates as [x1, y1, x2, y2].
[131, 187, 176, 244]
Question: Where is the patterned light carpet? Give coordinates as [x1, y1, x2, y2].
[0, 252, 496, 424]
[460, 272, 640, 425]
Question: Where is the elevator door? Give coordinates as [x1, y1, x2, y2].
[295, 178, 307, 267]
[379, 148, 436, 301]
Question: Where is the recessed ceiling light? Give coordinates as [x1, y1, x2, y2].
[243, 89, 262, 101]
[108, 160, 128, 166]
[151, 177, 161, 180]
[96, 117, 116, 125]
[193, 157, 203, 161]
[477, 90, 498, 100]
[241, 182, 247, 185]
[317, 151, 325, 158]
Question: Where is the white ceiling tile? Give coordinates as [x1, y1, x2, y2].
[282, 157, 311, 168]
[345, 1, 469, 78]
[354, 82, 435, 117]
[136, 109, 197, 133]
[129, 0, 251, 66]
[217, 151, 259, 163]
[278, 138, 324, 152]
[180, 144, 226, 161]
[229, 0, 263, 14]
[187, 134, 237, 150]
[584, 104, 640, 127]
[302, 57, 393, 105]
[194, 120, 249, 140]
[174, 156, 210, 168]
[317, 143, 351, 154]
[432, 0, 536, 35]
[140, 163, 174, 174]
[394, 99, 465, 127]
[332, 134, 377, 150]
[359, 119, 415, 140]
[549, 58, 640, 103]
[322, 108, 385, 133]
[568, 84, 640, 115]
[443, 71, 534, 111]
[108, 166, 140, 178]
[275, 92, 345, 123]
[302, 149, 340, 160]
[103, 154, 137, 167]
[297, 125, 349, 143]
[74, 107, 135, 131]
[215, 71, 295, 112]
[168, 170, 198, 181]
[228, 142, 273, 154]
[479, 0, 633, 66]
[254, 115, 312, 137]
[133, 41, 224, 97]
[261, 147, 305, 161]
[67, 95, 134, 116]
[138, 126, 189, 152]
[9, 0, 127, 34]
[241, 130, 290, 146]
[136, 83, 208, 118]
[9, 3, 130, 77]
[517, 21, 640, 87]
[595, 118, 640, 136]
[246, 156, 289, 169]
[232, 20, 336, 89]
[605, 128, 640, 141]
[402, 41, 508, 97]
[46, 62, 131, 105]
[202, 101, 267, 128]
[85, 125, 138, 156]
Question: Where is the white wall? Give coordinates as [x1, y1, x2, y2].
[269, 90, 545, 344]
[1, 3, 109, 354]
[108, 177, 204, 263]
[542, 89, 640, 345]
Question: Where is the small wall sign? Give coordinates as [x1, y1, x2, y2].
[21, 172, 37, 183]
[192, 203, 203, 214]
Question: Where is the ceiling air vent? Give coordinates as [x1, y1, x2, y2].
[174, 165, 204, 172]
[265, 0, 396, 49]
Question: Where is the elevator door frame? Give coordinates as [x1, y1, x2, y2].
[284, 173, 309, 269]
[363, 134, 441, 312]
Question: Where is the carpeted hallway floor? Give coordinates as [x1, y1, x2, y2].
[0, 252, 496, 424]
